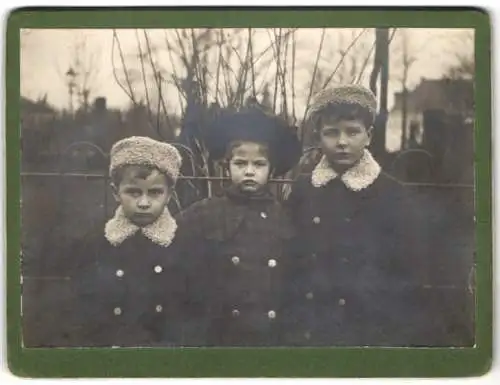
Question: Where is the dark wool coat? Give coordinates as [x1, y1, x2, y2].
[283, 157, 434, 346]
[175, 188, 294, 346]
[31, 225, 185, 348]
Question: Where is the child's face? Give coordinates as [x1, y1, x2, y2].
[112, 166, 171, 227]
[228, 141, 271, 194]
[319, 116, 371, 170]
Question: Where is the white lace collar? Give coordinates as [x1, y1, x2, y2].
[104, 206, 177, 247]
[311, 149, 381, 191]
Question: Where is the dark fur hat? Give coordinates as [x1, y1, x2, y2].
[307, 84, 377, 126]
[204, 106, 302, 176]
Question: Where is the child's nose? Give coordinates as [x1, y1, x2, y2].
[245, 165, 256, 175]
[337, 133, 348, 146]
[137, 196, 151, 208]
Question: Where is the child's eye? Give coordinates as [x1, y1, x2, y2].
[346, 128, 361, 136]
[254, 161, 268, 167]
[125, 188, 142, 196]
[323, 129, 340, 137]
[149, 189, 164, 196]
[232, 160, 246, 166]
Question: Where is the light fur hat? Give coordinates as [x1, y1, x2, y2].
[109, 136, 182, 182]
[307, 84, 377, 124]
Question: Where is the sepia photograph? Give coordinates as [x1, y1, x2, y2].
[19, 26, 475, 349]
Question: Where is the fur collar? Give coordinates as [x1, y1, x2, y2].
[104, 206, 177, 247]
[311, 149, 381, 191]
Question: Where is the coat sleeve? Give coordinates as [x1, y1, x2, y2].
[279, 178, 307, 343]
[174, 199, 213, 346]
[390, 184, 450, 346]
[23, 231, 97, 347]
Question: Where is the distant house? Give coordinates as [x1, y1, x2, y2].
[21, 97, 60, 164]
[21, 96, 58, 128]
[386, 77, 474, 152]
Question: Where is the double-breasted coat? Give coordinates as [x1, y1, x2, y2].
[34, 220, 185, 348]
[175, 187, 294, 346]
[283, 152, 433, 346]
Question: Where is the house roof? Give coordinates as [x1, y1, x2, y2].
[21, 97, 57, 115]
[392, 78, 473, 114]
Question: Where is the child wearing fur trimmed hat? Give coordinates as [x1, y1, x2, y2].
[175, 106, 301, 346]
[38, 136, 186, 347]
[283, 85, 429, 347]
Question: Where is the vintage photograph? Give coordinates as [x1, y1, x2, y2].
[20, 27, 475, 348]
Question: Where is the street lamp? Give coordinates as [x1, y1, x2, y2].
[66, 67, 77, 115]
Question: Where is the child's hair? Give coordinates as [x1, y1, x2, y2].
[111, 164, 174, 187]
[313, 103, 374, 132]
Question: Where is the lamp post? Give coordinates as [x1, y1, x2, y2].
[66, 67, 77, 115]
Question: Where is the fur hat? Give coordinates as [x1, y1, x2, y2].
[204, 106, 302, 176]
[109, 136, 182, 182]
[307, 84, 377, 125]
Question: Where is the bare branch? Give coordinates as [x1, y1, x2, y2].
[163, 30, 186, 111]
[112, 30, 138, 105]
[355, 38, 376, 84]
[302, 28, 327, 124]
[269, 29, 281, 113]
[135, 30, 153, 124]
[291, 29, 297, 123]
[142, 31, 175, 136]
[214, 29, 224, 103]
[248, 28, 257, 98]
[322, 28, 369, 89]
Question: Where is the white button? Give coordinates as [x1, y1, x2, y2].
[231, 256, 240, 265]
[345, 217, 351, 222]
[268, 259, 277, 267]
[232, 309, 240, 317]
[113, 307, 122, 316]
[155, 305, 163, 313]
[260, 212, 267, 219]
[304, 331, 311, 340]
[268, 310, 276, 319]
[313, 216, 321, 224]
[305, 292, 314, 300]
[154, 265, 163, 273]
[339, 298, 346, 306]
[116, 269, 124, 277]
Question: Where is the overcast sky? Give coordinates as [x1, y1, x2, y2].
[21, 28, 473, 116]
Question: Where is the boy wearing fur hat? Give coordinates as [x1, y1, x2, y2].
[176, 106, 301, 346]
[284, 85, 427, 346]
[50, 136, 185, 347]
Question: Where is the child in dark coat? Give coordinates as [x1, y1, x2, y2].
[176, 107, 301, 346]
[284, 85, 431, 346]
[38, 136, 185, 347]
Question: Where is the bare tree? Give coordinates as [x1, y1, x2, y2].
[445, 30, 474, 80]
[391, 29, 418, 151]
[56, 33, 103, 114]
[111, 28, 380, 206]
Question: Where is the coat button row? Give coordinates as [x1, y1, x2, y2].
[260, 212, 268, 219]
[303, 293, 344, 305]
[312, 216, 350, 224]
[113, 305, 163, 315]
[231, 309, 276, 319]
[115, 266, 163, 276]
[231, 256, 277, 267]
